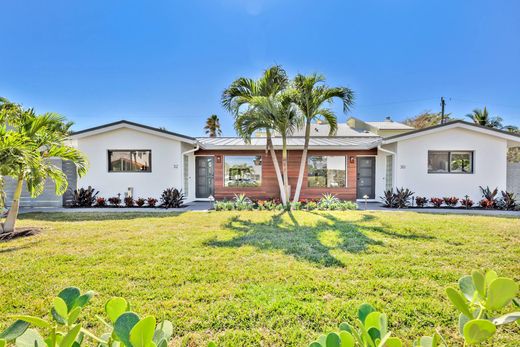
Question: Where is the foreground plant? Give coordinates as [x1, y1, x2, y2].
[0, 287, 173, 347]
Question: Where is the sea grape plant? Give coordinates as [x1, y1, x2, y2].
[308, 303, 402, 347]
[0, 288, 174, 347]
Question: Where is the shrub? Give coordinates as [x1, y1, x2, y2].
[443, 196, 459, 207]
[233, 194, 253, 211]
[124, 196, 134, 207]
[479, 186, 498, 207]
[338, 201, 358, 210]
[479, 198, 494, 209]
[380, 189, 396, 208]
[160, 188, 184, 208]
[318, 193, 339, 209]
[415, 196, 427, 207]
[71, 186, 98, 207]
[497, 191, 517, 210]
[147, 197, 158, 207]
[108, 195, 121, 207]
[305, 201, 318, 211]
[135, 197, 146, 207]
[461, 195, 474, 208]
[95, 197, 106, 207]
[0, 287, 174, 347]
[394, 187, 414, 208]
[430, 197, 443, 208]
[290, 201, 302, 210]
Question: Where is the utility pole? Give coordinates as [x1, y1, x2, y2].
[440, 97, 446, 124]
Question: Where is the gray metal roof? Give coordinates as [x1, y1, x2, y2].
[197, 136, 382, 150]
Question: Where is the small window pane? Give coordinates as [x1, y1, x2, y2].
[224, 156, 262, 187]
[450, 152, 473, 173]
[109, 150, 151, 172]
[428, 152, 449, 173]
[308, 156, 346, 188]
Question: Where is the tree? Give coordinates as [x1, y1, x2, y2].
[289, 73, 354, 203]
[204, 114, 222, 137]
[235, 94, 302, 203]
[222, 66, 290, 205]
[403, 111, 452, 129]
[466, 107, 503, 128]
[0, 98, 88, 236]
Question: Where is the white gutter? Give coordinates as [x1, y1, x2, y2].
[182, 143, 200, 156]
[377, 144, 396, 156]
[378, 145, 397, 191]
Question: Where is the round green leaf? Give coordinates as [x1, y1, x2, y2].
[58, 288, 81, 311]
[338, 322, 352, 333]
[458, 276, 476, 301]
[114, 312, 140, 347]
[458, 313, 470, 337]
[155, 320, 173, 341]
[486, 278, 519, 310]
[492, 312, 520, 325]
[53, 297, 69, 319]
[130, 316, 156, 347]
[358, 304, 376, 324]
[15, 329, 46, 347]
[472, 271, 486, 298]
[325, 332, 341, 347]
[0, 339, 5, 347]
[74, 291, 95, 308]
[339, 331, 354, 347]
[0, 321, 30, 341]
[484, 270, 498, 288]
[385, 337, 402, 347]
[59, 324, 81, 347]
[11, 316, 50, 329]
[67, 307, 82, 325]
[309, 343, 322, 347]
[463, 319, 496, 345]
[446, 288, 472, 318]
[105, 297, 130, 323]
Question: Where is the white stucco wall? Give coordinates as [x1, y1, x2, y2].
[75, 128, 192, 201]
[393, 128, 508, 201]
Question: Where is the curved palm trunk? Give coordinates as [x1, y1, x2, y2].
[281, 136, 290, 207]
[1, 177, 23, 234]
[292, 119, 311, 204]
[266, 130, 287, 205]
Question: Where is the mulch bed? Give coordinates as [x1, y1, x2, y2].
[0, 227, 41, 241]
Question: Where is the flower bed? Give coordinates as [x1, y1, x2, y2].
[68, 187, 183, 208]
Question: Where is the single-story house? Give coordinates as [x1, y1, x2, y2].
[5, 118, 520, 206]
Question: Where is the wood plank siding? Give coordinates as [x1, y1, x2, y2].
[195, 149, 377, 201]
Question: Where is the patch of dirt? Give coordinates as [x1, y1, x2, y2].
[0, 227, 41, 241]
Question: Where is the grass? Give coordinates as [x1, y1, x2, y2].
[0, 211, 519, 346]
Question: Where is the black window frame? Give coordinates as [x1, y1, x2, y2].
[427, 150, 474, 174]
[107, 150, 152, 173]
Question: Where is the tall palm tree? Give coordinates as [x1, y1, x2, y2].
[466, 107, 503, 128]
[222, 66, 290, 205]
[289, 74, 354, 203]
[235, 94, 302, 203]
[204, 114, 222, 137]
[0, 99, 88, 236]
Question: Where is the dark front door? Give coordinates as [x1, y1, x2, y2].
[357, 157, 376, 199]
[196, 156, 214, 199]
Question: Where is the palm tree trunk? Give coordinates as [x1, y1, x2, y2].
[282, 136, 290, 207]
[1, 177, 23, 234]
[266, 130, 287, 205]
[292, 119, 311, 204]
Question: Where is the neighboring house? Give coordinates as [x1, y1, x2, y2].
[5, 118, 520, 207]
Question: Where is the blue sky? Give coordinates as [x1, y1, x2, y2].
[2, 0, 519, 136]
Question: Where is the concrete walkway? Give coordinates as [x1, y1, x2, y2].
[18, 201, 213, 214]
[361, 202, 520, 217]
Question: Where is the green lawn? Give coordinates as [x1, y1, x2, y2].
[1, 211, 519, 346]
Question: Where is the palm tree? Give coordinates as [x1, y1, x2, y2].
[0, 99, 88, 236]
[204, 114, 222, 137]
[466, 107, 503, 128]
[235, 94, 302, 203]
[222, 66, 290, 205]
[289, 74, 354, 203]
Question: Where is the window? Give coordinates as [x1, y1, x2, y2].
[108, 150, 151, 172]
[224, 156, 262, 187]
[183, 155, 189, 195]
[308, 156, 346, 188]
[428, 151, 473, 173]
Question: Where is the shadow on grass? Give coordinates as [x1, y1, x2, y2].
[206, 212, 435, 267]
[17, 211, 187, 222]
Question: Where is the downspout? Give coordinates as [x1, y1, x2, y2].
[378, 144, 397, 191]
[181, 142, 200, 201]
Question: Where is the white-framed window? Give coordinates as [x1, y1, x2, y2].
[224, 156, 262, 187]
[307, 156, 347, 188]
[428, 151, 473, 174]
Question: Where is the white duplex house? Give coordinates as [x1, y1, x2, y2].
[5, 118, 520, 207]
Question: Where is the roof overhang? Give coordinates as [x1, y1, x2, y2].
[69, 120, 196, 144]
[382, 120, 520, 147]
